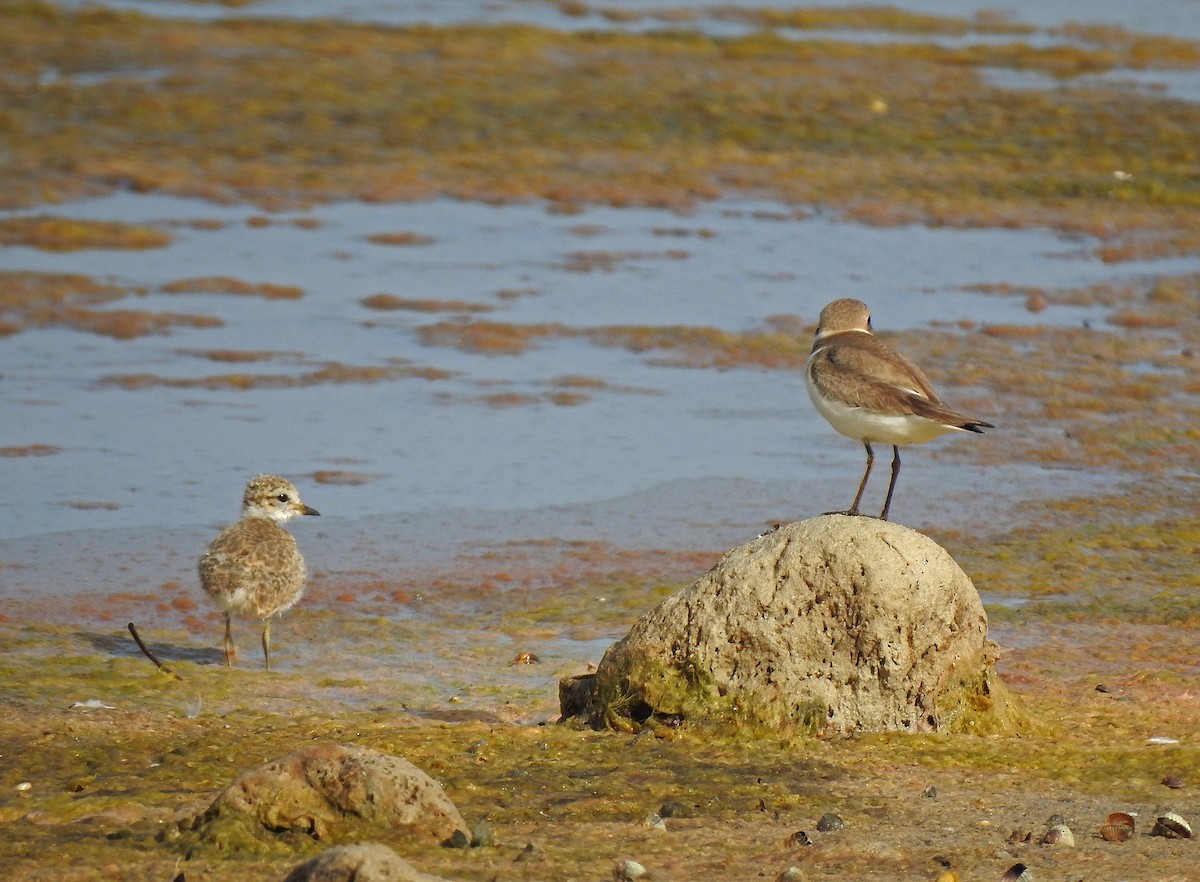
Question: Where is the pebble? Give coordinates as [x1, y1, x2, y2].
[513, 842, 537, 863]
[642, 813, 667, 832]
[470, 822, 494, 847]
[613, 859, 647, 881]
[816, 812, 843, 832]
[659, 800, 688, 819]
[1001, 862, 1033, 882]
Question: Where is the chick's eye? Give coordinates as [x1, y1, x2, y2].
[277, 493, 290, 503]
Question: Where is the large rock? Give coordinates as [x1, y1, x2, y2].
[283, 843, 456, 882]
[561, 515, 1023, 735]
[186, 744, 469, 858]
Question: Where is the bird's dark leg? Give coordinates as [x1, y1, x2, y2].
[847, 440, 874, 516]
[262, 619, 272, 671]
[222, 612, 236, 667]
[879, 445, 901, 521]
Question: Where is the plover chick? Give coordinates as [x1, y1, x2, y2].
[805, 298, 994, 521]
[199, 475, 319, 669]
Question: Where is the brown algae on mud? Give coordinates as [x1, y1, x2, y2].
[0, 216, 171, 251]
[0, 269, 222, 339]
[2, 1, 1199, 258]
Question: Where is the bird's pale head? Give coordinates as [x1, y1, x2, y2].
[815, 298, 873, 339]
[241, 475, 320, 522]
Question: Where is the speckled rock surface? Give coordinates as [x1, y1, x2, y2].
[190, 744, 469, 857]
[565, 515, 1022, 734]
[282, 843, 457, 882]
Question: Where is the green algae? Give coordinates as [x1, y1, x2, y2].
[936, 479, 1200, 624]
[1, 611, 1198, 882]
[583, 640, 1026, 737]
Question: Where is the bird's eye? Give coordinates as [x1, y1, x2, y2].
[277, 493, 290, 503]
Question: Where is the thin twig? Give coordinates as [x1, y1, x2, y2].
[127, 622, 182, 681]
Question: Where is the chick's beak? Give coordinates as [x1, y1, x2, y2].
[300, 504, 320, 517]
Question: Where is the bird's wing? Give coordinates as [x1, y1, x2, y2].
[810, 333, 992, 430]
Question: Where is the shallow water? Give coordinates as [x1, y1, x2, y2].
[53, 0, 1200, 39]
[3, 190, 1181, 604]
[5, 2, 1200, 678]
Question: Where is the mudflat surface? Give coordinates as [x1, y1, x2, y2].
[1, 2, 1199, 880]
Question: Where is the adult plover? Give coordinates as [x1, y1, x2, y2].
[199, 475, 319, 669]
[805, 298, 994, 521]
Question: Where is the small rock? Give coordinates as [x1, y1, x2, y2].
[469, 822, 493, 847]
[922, 786, 938, 799]
[282, 843, 451, 882]
[815, 812, 843, 833]
[1161, 775, 1185, 789]
[513, 842, 537, 863]
[442, 829, 470, 849]
[775, 869, 804, 882]
[191, 744, 469, 857]
[659, 800, 689, 819]
[613, 859, 647, 881]
[786, 831, 811, 847]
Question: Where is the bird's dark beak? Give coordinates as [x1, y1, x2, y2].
[302, 505, 320, 517]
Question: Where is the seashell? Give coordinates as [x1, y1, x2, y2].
[1161, 775, 1184, 789]
[613, 859, 647, 882]
[1099, 823, 1133, 843]
[786, 830, 811, 847]
[1099, 811, 1136, 842]
[936, 872, 960, 882]
[510, 652, 540, 665]
[1151, 812, 1192, 839]
[1105, 812, 1136, 830]
[1040, 824, 1074, 846]
[1000, 863, 1032, 882]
